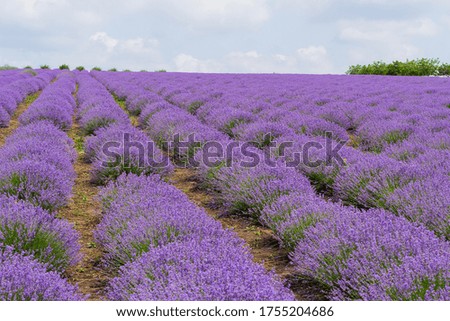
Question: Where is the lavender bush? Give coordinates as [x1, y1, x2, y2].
[90, 70, 450, 301]
[95, 173, 224, 267]
[0, 248, 84, 301]
[291, 208, 450, 300]
[85, 124, 172, 184]
[107, 236, 294, 301]
[0, 195, 81, 272]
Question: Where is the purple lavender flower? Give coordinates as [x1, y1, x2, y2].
[0, 159, 74, 212]
[95, 173, 223, 267]
[233, 121, 295, 148]
[0, 106, 11, 127]
[0, 91, 18, 115]
[18, 74, 76, 130]
[0, 195, 81, 272]
[0, 138, 76, 173]
[333, 154, 419, 209]
[107, 236, 294, 301]
[19, 102, 73, 130]
[126, 90, 161, 115]
[386, 175, 450, 239]
[139, 101, 175, 127]
[76, 73, 130, 135]
[197, 104, 256, 137]
[291, 208, 450, 300]
[0, 248, 85, 301]
[261, 192, 339, 251]
[282, 113, 349, 142]
[6, 120, 75, 151]
[214, 160, 314, 218]
[86, 124, 173, 184]
[78, 104, 129, 133]
[144, 108, 227, 161]
[356, 119, 414, 153]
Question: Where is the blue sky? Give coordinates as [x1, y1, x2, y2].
[0, 0, 449, 73]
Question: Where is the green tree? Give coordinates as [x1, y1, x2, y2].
[347, 58, 445, 76]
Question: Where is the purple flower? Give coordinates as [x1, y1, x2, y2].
[333, 154, 419, 209]
[0, 248, 85, 301]
[85, 124, 173, 184]
[291, 208, 450, 300]
[76, 73, 130, 135]
[386, 175, 450, 239]
[214, 159, 314, 218]
[18, 74, 76, 130]
[0, 106, 11, 127]
[107, 236, 294, 301]
[0, 195, 81, 272]
[261, 192, 340, 251]
[6, 120, 75, 151]
[0, 159, 74, 212]
[95, 173, 223, 267]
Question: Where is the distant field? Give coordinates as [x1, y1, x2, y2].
[0, 69, 449, 301]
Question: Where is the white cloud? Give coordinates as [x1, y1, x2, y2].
[89, 32, 159, 55]
[121, 38, 159, 54]
[279, 0, 448, 6]
[85, 32, 164, 70]
[174, 54, 223, 72]
[163, 0, 270, 28]
[0, 0, 102, 29]
[274, 54, 288, 62]
[296, 45, 333, 73]
[226, 51, 271, 72]
[228, 51, 261, 59]
[173, 47, 335, 74]
[1, 0, 450, 73]
[354, 0, 448, 4]
[339, 18, 439, 63]
[340, 18, 438, 42]
[276, 0, 331, 14]
[297, 46, 327, 63]
[73, 10, 103, 25]
[89, 32, 118, 53]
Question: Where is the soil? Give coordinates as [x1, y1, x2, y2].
[58, 113, 108, 300]
[169, 168, 328, 301]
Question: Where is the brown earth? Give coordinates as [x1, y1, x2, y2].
[58, 109, 108, 300]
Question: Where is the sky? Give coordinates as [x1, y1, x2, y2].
[0, 0, 449, 74]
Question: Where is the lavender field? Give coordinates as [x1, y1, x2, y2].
[0, 69, 449, 301]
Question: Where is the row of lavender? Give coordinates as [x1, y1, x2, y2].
[0, 69, 32, 88]
[75, 72, 294, 300]
[103, 71, 450, 240]
[112, 72, 450, 240]
[0, 70, 56, 127]
[193, 83, 449, 240]
[92, 71, 449, 300]
[0, 72, 84, 300]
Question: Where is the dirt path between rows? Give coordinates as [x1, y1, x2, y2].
[0, 91, 41, 146]
[59, 106, 108, 301]
[169, 168, 327, 301]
